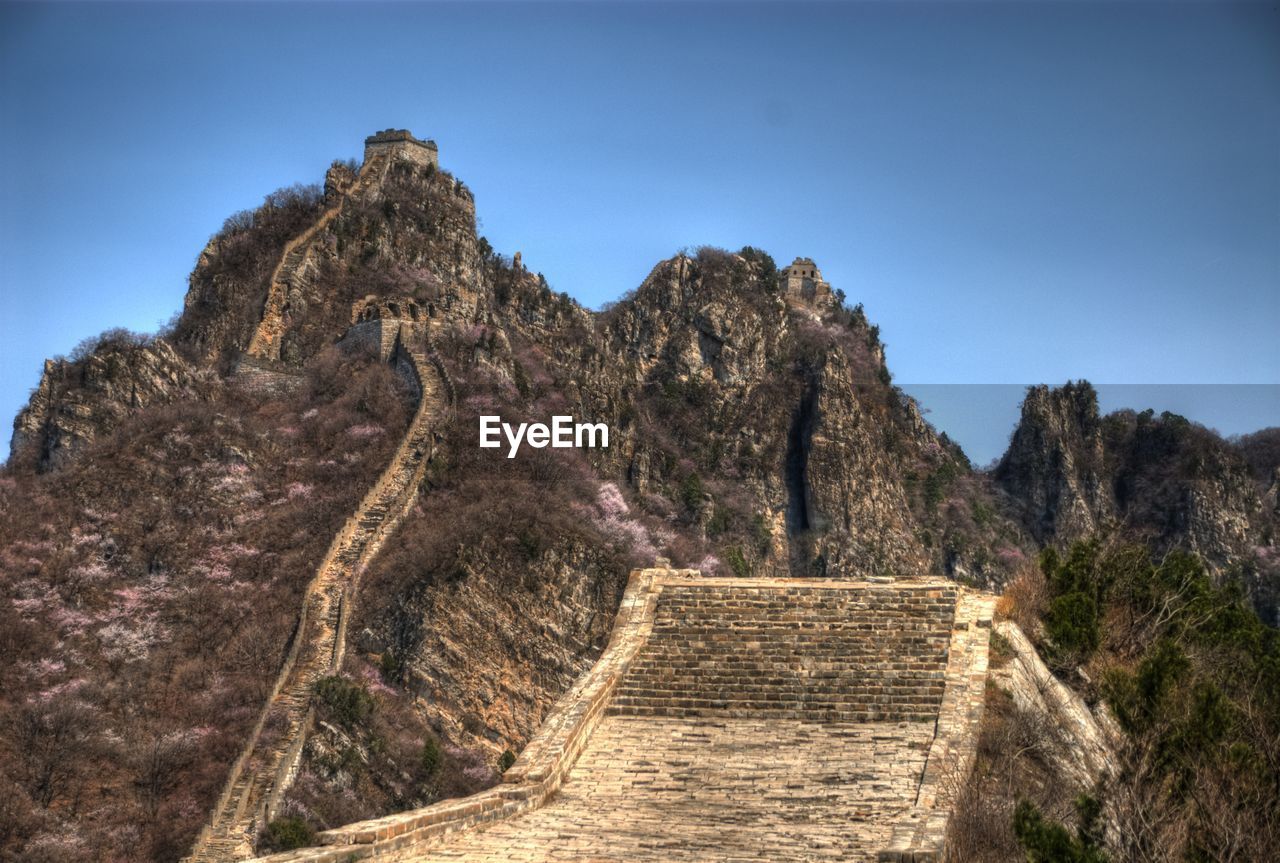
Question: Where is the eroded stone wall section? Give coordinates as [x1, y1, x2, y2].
[243, 573, 994, 863]
[184, 323, 450, 863]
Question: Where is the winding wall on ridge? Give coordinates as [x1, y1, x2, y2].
[184, 325, 449, 862]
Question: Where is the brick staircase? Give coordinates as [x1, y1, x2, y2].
[241, 573, 993, 863]
[610, 582, 955, 723]
[246, 152, 392, 362]
[184, 338, 447, 863]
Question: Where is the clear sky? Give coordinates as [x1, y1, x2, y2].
[2, 1, 1277, 465]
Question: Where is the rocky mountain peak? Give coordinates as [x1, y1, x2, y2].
[10, 332, 197, 471]
[994, 381, 1113, 543]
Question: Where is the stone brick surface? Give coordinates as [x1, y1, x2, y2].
[246, 573, 996, 863]
[410, 716, 933, 862]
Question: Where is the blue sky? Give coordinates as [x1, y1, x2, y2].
[2, 1, 1277, 465]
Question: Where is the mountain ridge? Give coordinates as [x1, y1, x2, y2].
[1, 133, 1276, 860]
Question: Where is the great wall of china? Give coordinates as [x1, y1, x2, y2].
[184, 131, 454, 860]
[184, 328, 447, 862]
[186, 130, 1095, 862]
[229, 571, 999, 863]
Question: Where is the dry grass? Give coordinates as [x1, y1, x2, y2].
[996, 561, 1048, 637]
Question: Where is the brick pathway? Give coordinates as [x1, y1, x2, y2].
[246, 575, 994, 863]
[408, 716, 933, 862]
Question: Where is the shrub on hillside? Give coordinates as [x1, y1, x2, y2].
[314, 676, 374, 731]
[260, 816, 314, 852]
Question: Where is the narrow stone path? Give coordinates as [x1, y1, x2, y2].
[184, 339, 445, 862]
[246, 153, 390, 362]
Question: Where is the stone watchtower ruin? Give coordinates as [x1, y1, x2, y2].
[363, 129, 439, 169]
[781, 257, 832, 304]
[345, 295, 434, 363]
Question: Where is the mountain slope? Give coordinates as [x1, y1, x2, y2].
[7, 133, 1272, 860]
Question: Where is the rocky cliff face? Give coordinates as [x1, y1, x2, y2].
[10, 334, 197, 471]
[577, 251, 936, 578]
[994, 382, 1114, 543]
[996, 382, 1279, 621]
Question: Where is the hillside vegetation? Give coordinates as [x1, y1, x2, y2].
[2, 142, 1275, 861]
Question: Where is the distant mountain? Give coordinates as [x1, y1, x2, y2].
[995, 380, 1279, 622]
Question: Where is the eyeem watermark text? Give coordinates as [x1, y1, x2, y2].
[480, 415, 609, 458]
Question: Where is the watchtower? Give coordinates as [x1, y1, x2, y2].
[781, 257, 832, 304]
[344, 295, 434, 363]
[363, 129, 439, 169]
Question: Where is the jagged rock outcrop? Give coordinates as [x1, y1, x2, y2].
[572, 252, 941, 579]
[996, 382, 1279, 620]
[10, 334, 196, 471]
[994, 381, 1114, 543]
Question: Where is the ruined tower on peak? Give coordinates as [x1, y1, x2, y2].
[364, 128, 439, 169]
[781, 257, 832, 304]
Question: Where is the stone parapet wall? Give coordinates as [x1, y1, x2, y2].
[229, 357, 306, 397]
[878, 592, 996, 862]
[340, 320, 431, 366]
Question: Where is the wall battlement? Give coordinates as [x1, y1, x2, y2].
[342, 295, 436, 364]
[363, 128, 439, 169]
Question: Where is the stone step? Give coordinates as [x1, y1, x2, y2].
[614, 680, 947, 694]
[611, 693, 944, 708]
[609, 582, 956, 729]
[606, 703, 939, 722]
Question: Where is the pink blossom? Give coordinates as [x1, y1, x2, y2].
[596, 483, 629, 519]
[463, 762, 496, 783]
[696, 555, 721, 575]
[286, 482, 314, 500]
[12, 596, 47, 615]
[212, 474, 248, 492]
[33, 677, 87, 703]
[358, 663, 398, 696]
[346, 423, 385, 439]
[51, 606, 94, 634]
[20, 657, 66, 679]
[71, 561, 112, 583]
[99, 619, 159, 662]
[464, 394, 500, 412]
[72, 530, 102, 547]
[112, 586, 149, 616]
[589, 484, 659, 560]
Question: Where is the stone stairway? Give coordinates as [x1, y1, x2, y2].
[184, 340, 446, 863]
[610, 583, 955, 723]
[241, 574, 992, 863]
[246, 152, 392, 362]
